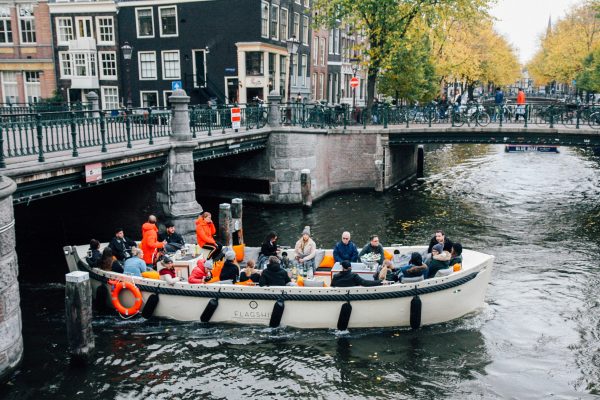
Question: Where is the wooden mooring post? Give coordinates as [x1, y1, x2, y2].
[218, 203, 233, 246]
[65, 271, 95, 364]
[300, 169, 312, 208]
[231, 198, 244, 245]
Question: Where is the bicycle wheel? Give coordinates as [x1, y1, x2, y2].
[452, 113, 464, 127]
[476, 112, 490, 127]
[589, 112, 600, 129]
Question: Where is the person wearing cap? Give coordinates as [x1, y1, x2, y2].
[259, 256, 291, 287]
[294, 226, 317, 274]
[333, 231, 359, 263]
[358, 235, 385, 265]
[399, 252, 428, 281]
[218, 250, 239, 283]
[108, 228, 137, 262]
[159, 257, 184, 285]
[426, 244, 451, 279]
[159, 221, 185, 253]
[426, 230, 453, 254]
[123, 247, 151, 277]
[331, 261, 383, 287]
[188, 258, 212, 284]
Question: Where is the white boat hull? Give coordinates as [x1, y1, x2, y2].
[64, 245, 494, 329]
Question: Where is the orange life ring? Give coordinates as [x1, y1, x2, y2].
[109, 280, 143, 316]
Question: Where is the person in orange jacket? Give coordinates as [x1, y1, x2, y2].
[196, 211, 222, 259]
[515, 88, 526, 121]
[140, 215, 166, 266]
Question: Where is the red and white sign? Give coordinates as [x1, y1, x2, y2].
[350, 76, 360, 89]
[231, 107, 241, 129]
[85, 162, 102, 183]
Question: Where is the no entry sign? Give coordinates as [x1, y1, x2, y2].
[350, 76, 359, 88]
[231, 107, 241, 130]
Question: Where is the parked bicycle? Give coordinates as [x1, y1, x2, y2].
[452, 101, 490, 127]
[245, 97, 268, 129]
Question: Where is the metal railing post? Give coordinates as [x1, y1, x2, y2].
[207, 108, 212, 135]
[499, 104, 503, 127]
[99, 110, 107, 152]
[221, 109, 226, 134]
[125, 109, 132, 148]
[343, 105, 347, 130]
[36, 113, 44, 162]
[363, 108, 367, 129]
[70, 111, 79, 157]
[428, 106, 432, 128]
[549, 108, 554, 129]
[576, 106, 581, 129]
[451, 106, 455, 128]
[405, 107, 409, 128]
[524, 104, 528, 128]
[0, 124, 5, 168]
[383, 105, 388, 129]
[147, 108, 154, 144]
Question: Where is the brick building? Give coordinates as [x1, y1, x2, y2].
[311, 21, 327, 101]
[0, 0, 56, 104]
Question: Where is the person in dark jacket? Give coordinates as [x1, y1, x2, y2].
[159, 222, 185, 253]
[399, 252, 428, 280]
[333, 231, 359, 263]
[86, 239, 102, 268]
[449, 243, 463, 266]
[259, 256, 291, 287]
[240, 260, 261, 283]
[108, 228, 137, 262]
[97, 247, 124, 273]
[358, 235, 385, 264]
[331, 261, 382, 287]
[426, 230, 453, 254]
[219, 250, 239, 283]
[257, 232, 279, 268]
[426, 244, 450, 279]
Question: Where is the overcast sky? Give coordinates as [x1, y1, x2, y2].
[490, 0, 582, 64]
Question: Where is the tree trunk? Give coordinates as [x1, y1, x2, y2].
[367, 69, 377, 111]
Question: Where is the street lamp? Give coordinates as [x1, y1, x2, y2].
[350, 57, 359, 110]
[121, 41, 133, 108]
[286, 35, 300, 102]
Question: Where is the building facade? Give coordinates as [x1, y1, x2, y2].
[311, 21, 327, 102]
[49, 0, 120, 109]
[0, 0, 56, 104]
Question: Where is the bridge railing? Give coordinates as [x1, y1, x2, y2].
[189, 104, 268, 137]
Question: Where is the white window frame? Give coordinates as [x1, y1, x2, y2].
[312, 37, 318, 66]
[138, 51, 157, 80]
[319, 72, 324, 100]
[280, 8, 288, 42]
[55, 17, 73, 46]
[135, 7, 154, 39]
[0, 10, 12, 45]
[95, 16, 114, 45]
[293, 12, 300, 39]
[140, 90, 159, 108]
[24, 71, 40, 103]
[75, 16, 93, 39]
[192, 48, 207, 88]
[302, 16, 309, 45]
[304, 0, 310, 7]
[329, 29, 334, 55]
[295, 0, 301, 4]
[292, 53, 298, 86]
[158, 6, 178, 38]
[319, 37, 326, 66]
[161, 50, 180, 80]
[270, 4, 279, 40]
[261, 1, 269, 38]
[1, 71, 18, 103]
[301, 54, 307, 86]
[18, 5, 35, 44]
[58, 51, 72, 77]
[101, 86, 119, 110]
[163, 90, 174, 107]
[98, 51, 117, 80]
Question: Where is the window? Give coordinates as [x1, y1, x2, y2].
[312, 37, 318, 65]
[19, 5, 35, 44]
[193, 49, 207, 88]
[73, 52, 96, 77]
[293, 13, 299, 39]
[279, 55, 286, 98]
[163, 90, 173, 107]
[261, 1, 269, 38]
[161, 50, 180, 79]
[99, 52, 117, 79]
[304, 0, 310, 6]
[23, 71, 40, 103]
[56, 18, 73, 45]
[138, 52, 157, 79]
[96, 17, 114, 44]
[295, 0, 300, 4]
[319, 37, 326, 66]
[280, 8, 288, 41]
[302, 16, 309, 45]
[75, 17, 92, 39]
[334, 28, 340, 54]
[245, 52, 263, 76]
[301, 54, 307, 86]
[59, 52, 71, 77]
[292, 53, 298, 85]
[329, 29, 334, 55]
[1, 72, 18, 103]
[319, 73, 324, 100]
[101, 86, 119, 110]
[0, 10, 13, 44]
[270, 4, 279, 40]
[140, 91, 158, 108]
[159, 6, 177, 37]
[136, 8, 154, 38]
[311, 72, 316, 99]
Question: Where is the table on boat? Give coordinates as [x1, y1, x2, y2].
[330, 262, 377, 281]
[157, 254, 201, 279]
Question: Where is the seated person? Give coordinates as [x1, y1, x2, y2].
[240, 260, 261, 283]
[399, 252, 428, 280]
[123, 248, 149, 277]
[108, 228, 137, 262]
[188, 258, 211, 284]
[358, 235, 385, 265]
[280, 252, 291, 271]
[86, 239, 102, 268]
[331, 261, 382, 287]
[195, 212, 222, 260]
[377, 260, 399, 282]
[159, 222, 185, 253]
[427, 230, 453, 254]
[97, 247, 124, 273]
[449, 243, 463, 266]
[294, 226, 317, 273]
[259, 256, 291, 287]
[333, 231, 359, 263]
[159, 257, 184, 285]
[219, 250, 240, 283]
[257, 232, 279, 268]
[426, 244, 450, 278]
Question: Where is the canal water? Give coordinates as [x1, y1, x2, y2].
[3, 144, 600, 399]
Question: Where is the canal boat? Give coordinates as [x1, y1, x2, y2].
[504, 144, 559, 153]
[63, 244, 494, 330]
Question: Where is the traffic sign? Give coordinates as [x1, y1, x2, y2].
[350, 76, 359, 89]
[171, 81, 182, 90]
[231, 107, 241, 130]
[85, 162, 102, 183]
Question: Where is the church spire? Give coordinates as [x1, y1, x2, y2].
[546, 15, 552, 37]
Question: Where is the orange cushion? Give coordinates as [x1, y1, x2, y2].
[453, 263, 462, 272]
[141, 270, 160, 280]
[320, 254, 335, 268]
[384, 250, 393, 260]
[232, 244, 245, 262]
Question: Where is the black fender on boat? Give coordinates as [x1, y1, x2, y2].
[142, 293, 159, 319]
[95, 285, 110, 312]
[337, 302, 352, 331]
[410, 287, 422, 330]
[269, 294, 285, 328]
[200, 297, 219, 323]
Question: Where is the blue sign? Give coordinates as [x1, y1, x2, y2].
[225, 67, 236, 75]
[171, 81, 182, 90]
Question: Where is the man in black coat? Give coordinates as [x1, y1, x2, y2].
[108, 228, 137, 261]
[159, 222, 185, 253]
[427, 230, 453, 253]
[331, 261, 382, 288]
[259, 256, 291, 287]
[219, 250, 239, 283]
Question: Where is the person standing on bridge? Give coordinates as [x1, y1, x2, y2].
[140, 215, 166, 266]
[493, 87, 504, 122]
[515, 88, 526, 122]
